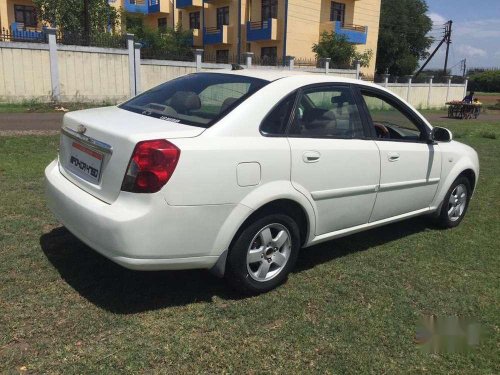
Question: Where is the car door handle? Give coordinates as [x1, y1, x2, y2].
[303, 151, 321, 163]
[387, 152, 400, 162]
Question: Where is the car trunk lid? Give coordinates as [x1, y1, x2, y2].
[58, 106, 205, 203]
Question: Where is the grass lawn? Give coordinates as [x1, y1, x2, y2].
[0, 119, 499, 373]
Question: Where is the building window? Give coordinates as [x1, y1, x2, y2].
[14, 5, 37, 27]
[216, 7, 230, 30]
[262, 0, 278, 20]
[216, 49, 229, 64]
[261, 46, 277, 65]
[158, 17, 167, 32]
[330, 2, 345, 24]
[189, 12, 200, 30]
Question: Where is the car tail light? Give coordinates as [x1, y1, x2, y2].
[121, 139, 180, 193]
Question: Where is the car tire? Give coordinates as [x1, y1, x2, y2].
[435, 176, 472, 228]
[225, 214, 301, 294]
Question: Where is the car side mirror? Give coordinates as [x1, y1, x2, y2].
[430, 127, 453, 143]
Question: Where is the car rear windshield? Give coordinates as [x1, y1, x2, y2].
[120, 73, 269, 128]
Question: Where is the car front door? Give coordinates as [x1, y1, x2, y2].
[356, 86, 442, 222]
[287, 84, 380, 236]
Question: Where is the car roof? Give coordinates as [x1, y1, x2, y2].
[197, 68, 376, 87]
[196, 69, 433, 129]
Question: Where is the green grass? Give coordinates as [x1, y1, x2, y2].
[1, 120, 499, 373]
[475, 92, 500, 96]
[0, 100, 116, 113]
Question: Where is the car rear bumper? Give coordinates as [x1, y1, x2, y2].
[44, 159, 236, 271]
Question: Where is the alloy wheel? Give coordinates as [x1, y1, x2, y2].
[447, 184, 468, 222]
[246, 223, 292, 282]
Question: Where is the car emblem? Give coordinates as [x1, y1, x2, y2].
[76, 125, 87, 134]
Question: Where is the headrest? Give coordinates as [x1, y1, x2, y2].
[332, 93, 349, 104]
[220, 97, 238, 113]
[170, 91, 201, 113]
[303, 109, 336, 130]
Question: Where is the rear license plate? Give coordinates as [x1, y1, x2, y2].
[67, 141, 103, 184]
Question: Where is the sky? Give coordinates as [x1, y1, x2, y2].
[424, 0, 500, 72]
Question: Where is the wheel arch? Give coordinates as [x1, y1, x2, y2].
[230, 199, 311, 249]
[209, 184, 316, 277]
[457, 168, 477, 194]
[432, 158, 479, 211]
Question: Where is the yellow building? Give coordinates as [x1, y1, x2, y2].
[0, 0, 381, 75]
[176, 0, 381, 75]
[0, 0, 39, 31]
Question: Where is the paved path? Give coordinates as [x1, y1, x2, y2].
[424, 112, 500, 123]
[0, 113, 65, 131]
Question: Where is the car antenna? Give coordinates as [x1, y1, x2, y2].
[231, 64, 244, 71]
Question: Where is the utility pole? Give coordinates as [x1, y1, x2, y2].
[443, 20, 453, 75]
[415, 20, 453, 78]
[462, 58, 467, 77]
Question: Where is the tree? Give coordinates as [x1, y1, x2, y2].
[376, 0, 433, 75]
[313, 32, 373, 69]
[469, 70, 500, 93]
[33, 0, 118, 34]
[125, 17, 194, 60]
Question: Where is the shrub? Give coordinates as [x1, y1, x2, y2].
[469, 70, 500, 93]
[312, 32, 372, 69]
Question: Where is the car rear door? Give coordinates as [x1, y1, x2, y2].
[355, 86, 442, 222]
[286, 84, 381, 236]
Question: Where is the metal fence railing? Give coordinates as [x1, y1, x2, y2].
[202, 52, 243, 64]
[141, 47, 194, 61]
[0, 26, 47, 43]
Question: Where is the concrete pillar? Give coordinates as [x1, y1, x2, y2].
[355, 60, 361, 80]
[382, 73, 390, 88]
[134, 42, 142, 95]
[406, 75, 413, 102]
[127, 34, 136, 97]
[427, 76, 434, 109]
[445, 75, 452, 102]
[463, 76, 469, 99]
[286, 56, 294, 70]
[194, 49, 204, 72]
[323, 58, 331, 75]
[244, 52, 254, 68]
[46, 28, 60, 102]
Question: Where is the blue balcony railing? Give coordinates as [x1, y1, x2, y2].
[203, 27, 223, 44]
[8, 23, 45, 42]
[335, 21, 367, 44]
[176, 0, 202, 8]
[124, 0, 160, 14]
[247, 18, 275, 41]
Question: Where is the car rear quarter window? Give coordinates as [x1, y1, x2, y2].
[260, 92, 297, 136]
[120, 73, 269, 128]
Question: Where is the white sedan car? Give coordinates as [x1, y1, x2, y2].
[45, 70, 479, 294]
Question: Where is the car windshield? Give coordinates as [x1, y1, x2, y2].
[120, 73, 269, 128]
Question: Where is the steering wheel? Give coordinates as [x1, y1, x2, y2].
[374, 122, 390, 139]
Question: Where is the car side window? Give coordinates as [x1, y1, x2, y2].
[260, 92, 297, 135]
[288, 86, 364, 138]
[361, 91, 425, 142]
